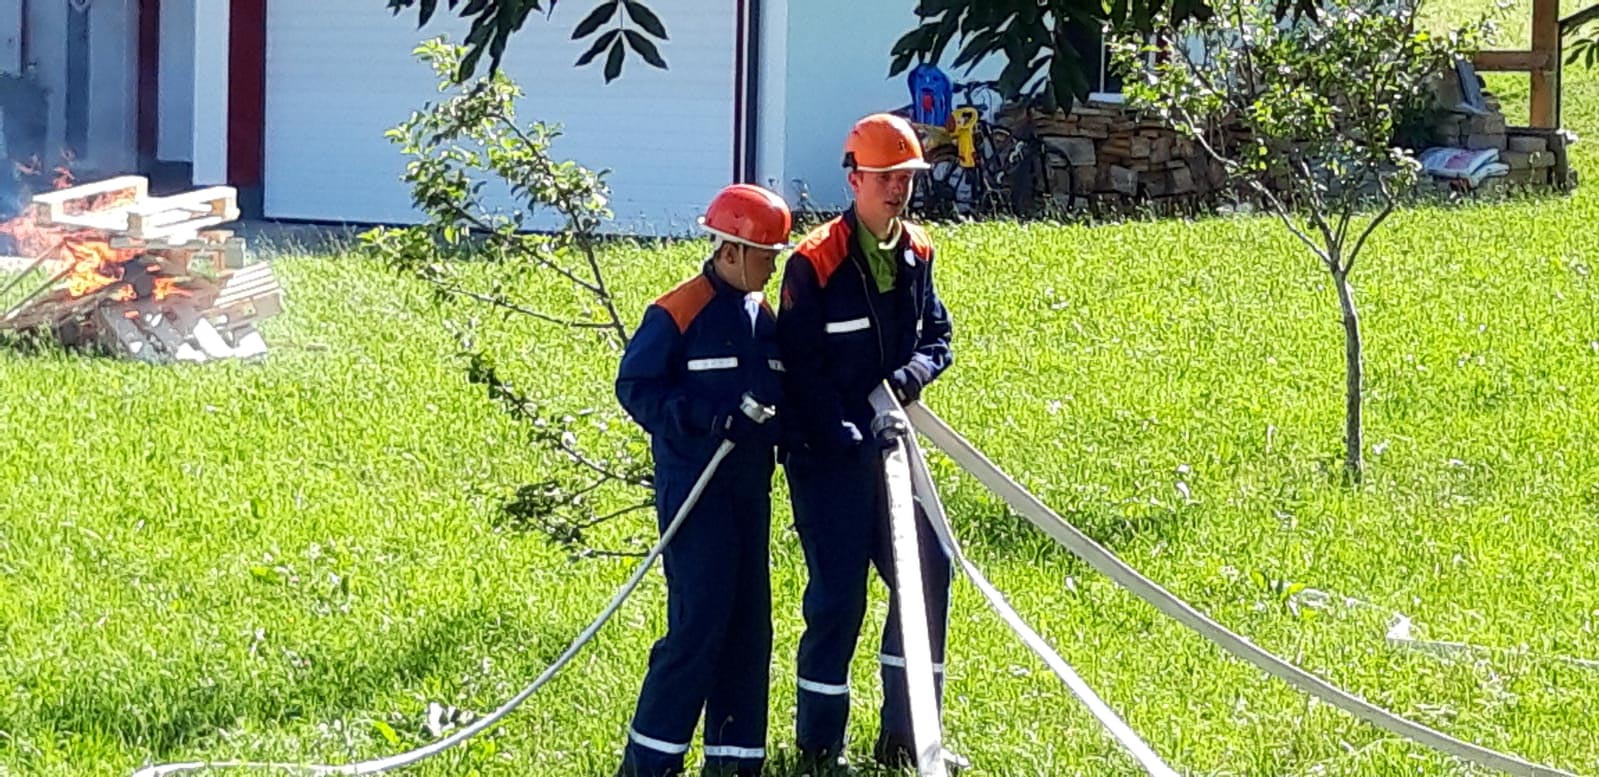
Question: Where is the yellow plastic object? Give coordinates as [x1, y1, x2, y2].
[952, 107, 980, 168]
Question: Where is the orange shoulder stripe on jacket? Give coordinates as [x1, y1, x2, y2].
[794, 217, 853, 287]
[903, 222, 933, 260]
[655, 275, 716, 334]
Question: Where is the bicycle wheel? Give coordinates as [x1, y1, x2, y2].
[912, 158, 971, 220]
[973, 123, 1019, 216]
[1009, 143, 1076, 220]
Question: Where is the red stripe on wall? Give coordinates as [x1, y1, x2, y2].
[228, 0, 266, 186]
[137, 0, 160, 162]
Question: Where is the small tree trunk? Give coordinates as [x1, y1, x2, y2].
[1332, 268, 1364, 484]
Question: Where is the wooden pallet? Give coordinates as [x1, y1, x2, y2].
[33, 177, 240, 243]
[29, 175, 148, 223]
[4, 175, 281, 362]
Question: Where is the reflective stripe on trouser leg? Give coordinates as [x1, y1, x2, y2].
[703, 483, 774, 770]
[623, 471, 742, 777]
[787, 444, 878, 754]
[628, 726, 691, 756]
[880, 653, 946, 672]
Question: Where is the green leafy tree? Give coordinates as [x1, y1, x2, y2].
[385, 0, 669, 83]
[887, 0, 1220, 111]
[1111, 0, 1492, 482]
[364, 39, 653, 552]
[1562, 7, 1599, 70]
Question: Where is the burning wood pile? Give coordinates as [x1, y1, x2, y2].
[0, 175, 281, 363]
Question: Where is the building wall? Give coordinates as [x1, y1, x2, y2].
[87, 0, 139, 174]
[780, 1, 1002, 211]
[261, 0, 740, 231]
[158, 0, 195, 163]
[23, 0, 65, 164]
[190, 0, 228, 184]
[752, 0, 787, 194]
[0, 0, 21, 74]
[16, 0, 137, 175]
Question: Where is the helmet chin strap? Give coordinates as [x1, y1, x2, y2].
[877, 217, 904, 251]
[713, 239, 754, 293]
[737, 244, 752, 292]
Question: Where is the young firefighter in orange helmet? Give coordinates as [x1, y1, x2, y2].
[776, 114, 960, 771]
[613, 184, 793, 777]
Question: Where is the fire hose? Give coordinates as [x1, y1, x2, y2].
[869, 393, 948, 777]
[901, 401, 1576, 777]
[871, 385, 1180, 777]
[133, 395, 1577, 776]
[132, 397, 776, 777]
[871, 388, 1179, 777]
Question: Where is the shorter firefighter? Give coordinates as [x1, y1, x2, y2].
[613, 183, 793, 777]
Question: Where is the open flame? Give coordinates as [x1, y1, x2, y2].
[153, 277, 189, 300]
[0, 205, 57, 256]
[2, 171, 272, 364]
[13, 154, 75, 193]
[58, 235, 140, 298]
[3, 159, 149, 301]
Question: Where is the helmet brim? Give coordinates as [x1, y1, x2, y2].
[699, 219, 795, 251]
[852, 159, 933, 172]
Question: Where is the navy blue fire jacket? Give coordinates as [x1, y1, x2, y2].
[616, 261, 784, 474]
[776, 209, 953, 453]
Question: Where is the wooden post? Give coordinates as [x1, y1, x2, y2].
[1531, 0, 1558, 127]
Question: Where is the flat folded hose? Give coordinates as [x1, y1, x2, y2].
[870, 387, 948, 777]
[897, 400, 1178, 777]
[904, 403, 1574, 777]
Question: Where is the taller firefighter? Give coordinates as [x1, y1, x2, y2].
[775, 113, 960, 771]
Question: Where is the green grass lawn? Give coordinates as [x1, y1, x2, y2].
[5, 14, 1599, 777]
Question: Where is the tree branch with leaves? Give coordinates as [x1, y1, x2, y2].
[1563, 5, 1599, 70]
[363, 39, 653, 555]
[385, 0, 669, 83]
[888, 0, 1217, 112]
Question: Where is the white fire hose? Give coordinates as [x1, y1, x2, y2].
[878, 390, 1179, 777]
[871, 385, 1179, 777]
[869, 391, 948, 777]
[902, 402, 1576, 777]
[132, 397, 776, 777]
[132, 393, 1578, 777]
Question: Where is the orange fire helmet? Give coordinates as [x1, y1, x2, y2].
[698, 184, 794, 251]
[841, 113, 932, 172]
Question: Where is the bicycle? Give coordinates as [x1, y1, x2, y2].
[904, 81, 1078, 221]
[1002, 103, 1079, 219]
[907, 80, 1011, 219]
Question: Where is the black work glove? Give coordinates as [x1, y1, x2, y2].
[716, 408, 763, 443]
[890, 361, 934, 403]
[814, 420, 863, 452]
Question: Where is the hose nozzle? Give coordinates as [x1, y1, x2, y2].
[739, 393, 777, 425]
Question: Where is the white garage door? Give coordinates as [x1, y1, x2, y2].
[263, 0, 738, 233]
